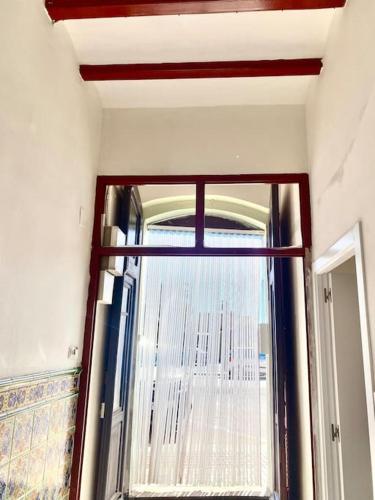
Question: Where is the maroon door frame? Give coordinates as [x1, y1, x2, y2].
[69, 173, 313, 500]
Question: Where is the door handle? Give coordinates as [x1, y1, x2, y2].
[331, 423, 340, 442]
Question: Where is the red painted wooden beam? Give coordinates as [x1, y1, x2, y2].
[46, 0, 346, 21]
[80, 59, 322, 81]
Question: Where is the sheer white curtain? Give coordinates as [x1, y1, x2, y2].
[129, 228, 271, 495]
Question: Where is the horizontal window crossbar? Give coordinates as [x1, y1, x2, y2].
[95, 246, 305, 257]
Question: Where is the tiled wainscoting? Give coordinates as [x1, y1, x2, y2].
[0, 369, 80, 499]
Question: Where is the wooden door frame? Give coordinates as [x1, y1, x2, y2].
[69, 173, 313, 500]
[96, 272, 137, 499]
[312, 222, 375, 500]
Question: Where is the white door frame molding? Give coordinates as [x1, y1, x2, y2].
[313, 221, 375, 500]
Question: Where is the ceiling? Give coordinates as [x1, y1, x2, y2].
[61, 8, 339, 108]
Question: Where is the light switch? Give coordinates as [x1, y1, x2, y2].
[68, 346, 79, 358]
[79, 206, 86, 227]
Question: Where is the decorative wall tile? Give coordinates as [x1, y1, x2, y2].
[49, 400, 65, 437]
[27, 445, 46, 491]
[31, 406, 50, 448]
[61, 460, 73, 495]
[0, 463, 9, 499]
[0, 369, 80, 500]
[0, 370, 79, 418]
[8, 454, 29, 498]
[46, 442, 61, 474]
[0, 418, 14, 467]
[64, 395, 78, 430]
[12, 413, 33, 457]
[62, 428, 75, 464]
[24, 490, 40, 500]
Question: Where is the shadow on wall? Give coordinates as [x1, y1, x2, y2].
[279, 185, 314, 500]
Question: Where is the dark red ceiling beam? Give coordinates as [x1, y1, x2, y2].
[80, 59, 322, 81]
[46, 0, 346, 21]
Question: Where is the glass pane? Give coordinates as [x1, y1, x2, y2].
[113, 287, 129, 412]
[129, 251, 273, 497]
[204, 183, 302, 248]
[204, 184, 269, 248]
[102, 184, 196, 247]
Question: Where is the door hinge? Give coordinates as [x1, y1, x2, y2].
[324, 287, 332, 303]
[100, 402, 105, 419]
[331, 423, 340, 442]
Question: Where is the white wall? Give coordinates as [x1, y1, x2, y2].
[306, 0, 375, 379]
[99, 105, 307, 175]
[330, 262, 373, 500]
[0, 0, 102, 378]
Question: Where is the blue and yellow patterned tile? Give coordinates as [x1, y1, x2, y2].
[63, 397, 77, 431]
[32, 490, 51, 499]
[0, 462, 9, 500]
[26, 445, 46, 493]
[46, 381, 60, 400]
[55, 465, 67, 499]
[8, 454, 29, 499]
[24, 490, 39, 500]
[49, 462, 70, 499]
[12, 413, 33, 458]
[43, 472, 62, 500]
[4, 391, 15, 413]
[0, 391, 10, 416]
[59, 379, 71, 395]
[44, 441, 61, 482]
[0, 371, 80, 420]
[32, 406, 50, 448]
[61, 428, 74, 467]
[48, 401, 65, 438]
[57, 377, 79, 400]
[56, 434, 73, 494]
[59, 488, 70, 499]
[3, 390, 15, 414]
[58, 483, 69, 498]
[0, 392, 7, 415]
[46, 441, 63, 483]
[31, 487, 49, 500]
[7, 387, 28, 414]
[15, 387, 28, 409]
[0, 370, 79, 500]
[0, 417, 14, 467]
[43, 473, 57, 499]
[28, 384, 46, 407]
[60, 461, 72, 495]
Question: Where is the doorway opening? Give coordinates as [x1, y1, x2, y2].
[72, 175, 313, 500]
[129, 226, 272, 497]
[314, 224, 375, 500]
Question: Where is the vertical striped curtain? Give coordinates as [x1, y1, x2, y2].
[129, 228, 271, 495]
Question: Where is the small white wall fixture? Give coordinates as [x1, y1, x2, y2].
[313, 222, 375, 500]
